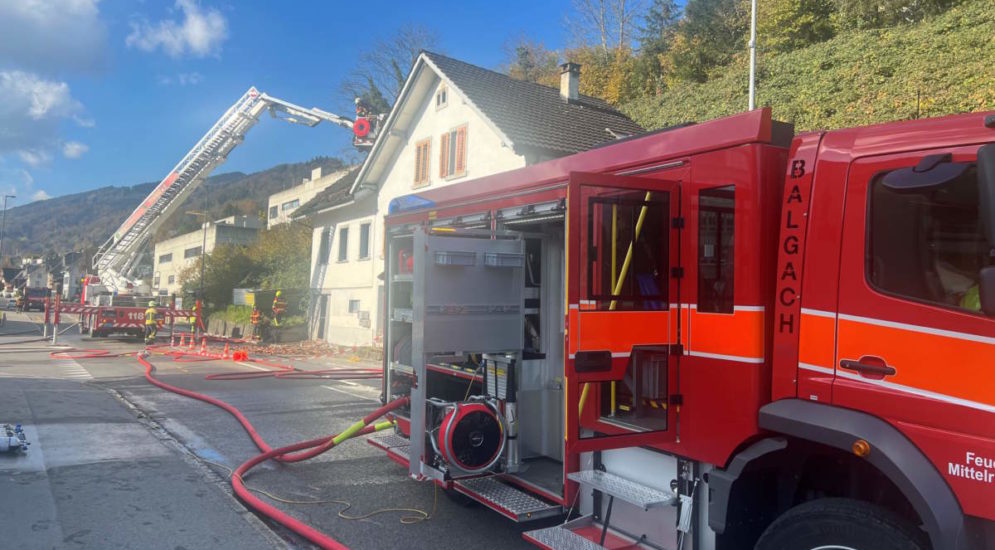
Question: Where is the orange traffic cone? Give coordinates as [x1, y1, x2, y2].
[223, 342, 231, 359]
[188, 334, 196, 350]
[199, 337, 207, 356]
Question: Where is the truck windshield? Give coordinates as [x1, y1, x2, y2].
[26, 289, 47, 298]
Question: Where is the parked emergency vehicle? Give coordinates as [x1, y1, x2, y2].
[18, 287, 50, 312]
[371, 108, 995, 550]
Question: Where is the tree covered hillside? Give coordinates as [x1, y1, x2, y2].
[623, 0, 995, 131]
[2, 157, 343, 260]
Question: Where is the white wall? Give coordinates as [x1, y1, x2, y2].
[315, 76, 525, 347]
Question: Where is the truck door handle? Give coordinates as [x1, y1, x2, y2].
[839, 357, 896, 378]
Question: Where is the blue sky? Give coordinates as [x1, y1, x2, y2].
[0, 0, 577, 203]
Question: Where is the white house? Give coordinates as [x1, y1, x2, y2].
[294, 52, 643, 347]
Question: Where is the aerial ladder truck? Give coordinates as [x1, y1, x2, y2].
[59, 87, 379, 338]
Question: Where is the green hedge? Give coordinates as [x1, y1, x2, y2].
[209, 304, 254, 325]
[623, 0, 995, 132]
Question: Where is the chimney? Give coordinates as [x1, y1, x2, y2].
[560, 62, 580, 101]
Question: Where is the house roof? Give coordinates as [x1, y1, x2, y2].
[291, 167, 361, 217]
[349, 51, 644, 196]
[423, 52, 644, 156]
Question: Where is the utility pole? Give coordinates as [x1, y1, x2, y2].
[748, 0, 758, 110]
[0, 194, 16, 270]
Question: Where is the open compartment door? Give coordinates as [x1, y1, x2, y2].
[565, 171, 682, 453]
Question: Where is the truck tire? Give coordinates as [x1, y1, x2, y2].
[755, 498, 929, 550]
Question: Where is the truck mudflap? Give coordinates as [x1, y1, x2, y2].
[707, 437, 787, 535]
[755, 399, 970, 550]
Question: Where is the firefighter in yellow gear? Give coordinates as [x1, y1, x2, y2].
[144, 301, 158, 345]
[189, 315, 197, 338]
[271, 290, 286, 327]
[250, 307, 261, 339]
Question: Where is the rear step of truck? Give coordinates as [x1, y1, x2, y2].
[524, 515, 642, 550]
[368, 433, 561, 522]
[453, 476, 562, 522]
[523, 469, 680, 549]
[367, 432, 410, 465]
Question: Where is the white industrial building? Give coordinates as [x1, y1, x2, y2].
[294, 52, 642, 347]
[266, 166, 355, 228]
[152, 215, 263, 296]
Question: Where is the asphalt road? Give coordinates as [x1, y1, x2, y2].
[0, 311, 554, 549]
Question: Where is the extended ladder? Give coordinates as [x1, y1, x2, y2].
[92, 87, 361, 294]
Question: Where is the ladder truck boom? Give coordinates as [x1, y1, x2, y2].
[90, 87, 370, 297]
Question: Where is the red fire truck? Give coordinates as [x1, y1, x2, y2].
[370, 108, 995, 549]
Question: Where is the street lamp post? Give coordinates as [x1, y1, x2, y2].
[186, 210, 209, 301]
[0, 194, 16, 270]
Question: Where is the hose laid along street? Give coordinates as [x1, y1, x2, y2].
[0, 311, 551, 549]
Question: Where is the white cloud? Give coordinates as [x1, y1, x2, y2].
[158, 72, 204, 86]
[0, 0, 107, 73]
[0, 71, 90, 164]
[18, 150, 53, 167]
[62, 141, 89, 159]
[31, 190, 51, 202]
[127, 0, 228, 58]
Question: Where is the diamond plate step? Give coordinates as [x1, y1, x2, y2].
[568, 470, 676, 510]
[524, 515, 642, 550]
[524, 525, 604, 550]
[367, 432, 411, 465]
[454, 476, 561, 522]
[367, 432, 409, 450]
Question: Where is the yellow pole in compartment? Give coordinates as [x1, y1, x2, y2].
[609, 192, 652, 311]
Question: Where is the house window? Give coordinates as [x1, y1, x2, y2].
[338, 227, 349, 262]
[435, 86, 448, 109]
[269, 206, 278, 219]
[318, 228, 331, 265]
[359, 223, 371, 260]
[414, 139, 431, 187]
[154, 273, 160, 288]
[439, 125, 467, 179]
[282, 199, 300, 212]
[184, 247, 202, 259]
[348, 299, 361, 313]
[158, 253, 172, 264]
[168, 275, 175, 284]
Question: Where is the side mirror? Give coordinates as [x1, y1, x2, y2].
[981, 267, 995, 317]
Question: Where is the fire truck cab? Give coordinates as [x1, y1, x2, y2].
[374, 108, 995, 550]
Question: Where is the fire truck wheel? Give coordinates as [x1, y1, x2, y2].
[755, 498, 929, 550]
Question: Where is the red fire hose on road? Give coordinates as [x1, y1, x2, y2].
[53, 342, 405, 549]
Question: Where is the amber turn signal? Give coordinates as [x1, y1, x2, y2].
[852, 439, 871, 458]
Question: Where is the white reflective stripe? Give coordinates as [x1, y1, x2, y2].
[835, 369, 995, 414]
[837, 313, 995, 346]
[568, 304, 579, 310]
[798, 362, 835, 376]
[567, 351, 633, 360]
[800, 308, 836, 319]
[686, 303, 764, 312]
[687, 350, 764, 364]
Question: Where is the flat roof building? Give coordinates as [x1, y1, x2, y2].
[152, 215, 262, 297]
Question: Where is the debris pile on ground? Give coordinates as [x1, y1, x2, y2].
[247, 340, 383, 361]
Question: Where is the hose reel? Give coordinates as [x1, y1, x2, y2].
[433, 400, 505, 475]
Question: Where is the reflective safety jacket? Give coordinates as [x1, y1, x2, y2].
[145, 307, 158, 326]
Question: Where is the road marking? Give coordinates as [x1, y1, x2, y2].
[321, 384, 379, 402]
[236, 361, 273, 372]
[339, 380, 359, 386]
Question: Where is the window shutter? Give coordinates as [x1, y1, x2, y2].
[414, 143, 423, 184]
[455, 126, 467, 174]
[423, 142, 430, 182]
[439, 133, 449, 178]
